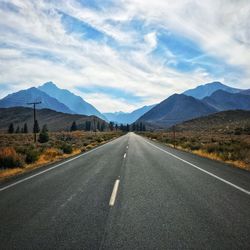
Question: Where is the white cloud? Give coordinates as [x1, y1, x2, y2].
[0, 0, 249, 113]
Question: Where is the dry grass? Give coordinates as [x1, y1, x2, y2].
[139, 129, 250, 171]
[0, 131, 123, 181]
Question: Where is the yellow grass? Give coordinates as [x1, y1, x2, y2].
[0, 168, 24, 179]
[0, 136, 116, 181]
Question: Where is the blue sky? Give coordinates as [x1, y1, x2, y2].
[0, 0, 249, 112]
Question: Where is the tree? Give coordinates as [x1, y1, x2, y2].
[15, 126, 20, 133]
[100, 122, 105, 132]
[109, 122, 114, 131]
[38, 124, 49, 143]
[136, 123, 139, 131]
[70, 121, 77, 132]
[33, 120, 40, 133]
[126, 124, 130, 132]
[97, 121, 100, 131]
[8, 123, 14, 134]
[23, 123, 28, 133]
[132, 123, 136, 131]
[85, 121, 91, 131]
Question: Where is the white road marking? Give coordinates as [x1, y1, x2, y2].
[124, 153, 127, 158]
[109, 179, 120, 206]
[145, 140, 250, 195]
[0, 137, 123, 192]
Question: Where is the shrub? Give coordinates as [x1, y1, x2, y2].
[42, 148, 62, 161]
[25, 149, 39, 164]
[61, 144, 73, 154]
[96, 137, 104, 143]
[0, 147, 24, 168]
[38, 125, 49, 143]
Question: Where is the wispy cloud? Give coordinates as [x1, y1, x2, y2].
[0, 0, 249, 112]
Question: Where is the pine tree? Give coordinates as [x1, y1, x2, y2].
[38, 124, 49, 143]
[33, 120, 40, 133]
[100, 122, 105, 132]
[109, 122, 114, 131]
[23, 123, 28, 133]
[132, 123, 136, 131]
[15, 126, 20, 133]
[8, 123, 14, 134]
[70, 121, 77, 131]
[136, 123, 139, 131]
[139, 122, 143, 131]
[97, 121, 100, 131]
[85, 121, 91, 131]
[126, 124, 130, 132]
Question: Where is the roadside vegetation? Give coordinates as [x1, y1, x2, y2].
[139, 126, 250, 171]
[0, 131, 123, 180]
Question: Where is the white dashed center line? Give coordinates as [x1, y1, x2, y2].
[109, 179, 120, 206]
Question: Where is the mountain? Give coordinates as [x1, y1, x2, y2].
[173, 110, 250, 132]
[240, 89, 250, 95]
[183, 81, 241, 99]
[0, 87, 73, 114]
[202, 90, 250, 111]
[104, 105, 155, 124]
[38, 82, 106, 120]
[137, 94, 216, 128]
[0, 107, 107, 132]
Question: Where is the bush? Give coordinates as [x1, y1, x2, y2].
[61, 144, 73, 154]
[42, 148, 62, 160]
[96, 137, 104, 143]
[25, 149, 39, 164]
[0, 147, 24, 168]
[38, 125, 49, 143]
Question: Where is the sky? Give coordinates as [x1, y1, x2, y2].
[0, 0, 250, 112]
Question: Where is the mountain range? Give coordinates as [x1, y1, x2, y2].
[137, 88, 250, 128]
[137, 94, 216, 128]
[104, 105, 155, 124]
[0, 80, 249, 130]
[0, 107, 106, 132]
[0, 87, 73, 114]
[203, 90, 250, 111]
[183, 81, 241, 99]
[38, 82, 106, 120]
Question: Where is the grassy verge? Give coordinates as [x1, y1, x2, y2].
[0, 131, 123, 181]
[139, 131, 250, 171]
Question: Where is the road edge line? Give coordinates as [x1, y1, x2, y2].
[145, 140, 250, 195]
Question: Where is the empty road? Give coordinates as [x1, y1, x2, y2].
[1, 132, 250, 249]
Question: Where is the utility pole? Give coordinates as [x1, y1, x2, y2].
[27, 101, 41, 143]
[173, 125, 176, 148]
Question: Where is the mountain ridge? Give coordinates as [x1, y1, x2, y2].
[0, 107, 107, 132]
[0, 87, 74, 114]
[137, 93, 216, 128]
[183, 81, 241, 99]
[38, 82, 106, 120]
[104, 104, 155, 124]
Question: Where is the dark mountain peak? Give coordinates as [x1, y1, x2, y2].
[137, 93, 216, 128]
[203, 89, 250, 111]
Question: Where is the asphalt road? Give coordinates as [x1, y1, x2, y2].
[1, 132, 250, 249]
